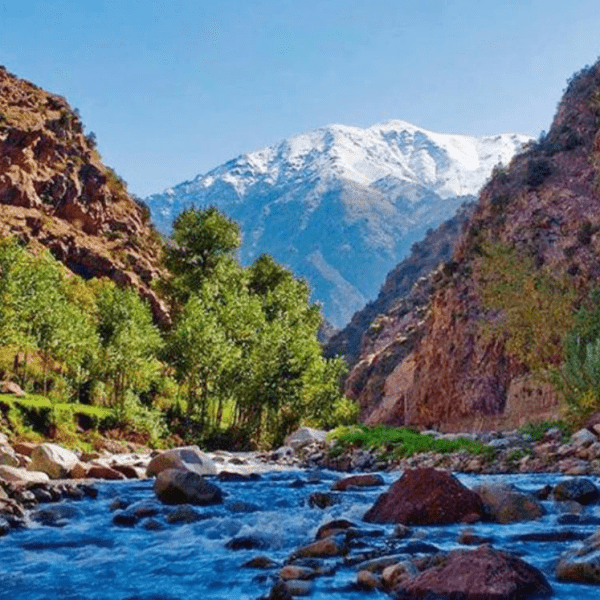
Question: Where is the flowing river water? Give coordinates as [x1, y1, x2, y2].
[0, 470, 599, 600]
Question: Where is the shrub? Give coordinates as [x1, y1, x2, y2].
[524, 159, 552, 189]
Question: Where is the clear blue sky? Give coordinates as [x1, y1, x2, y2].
[1, 0, 599, 197]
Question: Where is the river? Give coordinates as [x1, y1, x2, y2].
[0, 470, 598, 599]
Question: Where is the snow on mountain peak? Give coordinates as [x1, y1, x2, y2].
[146, 121, 531, 327]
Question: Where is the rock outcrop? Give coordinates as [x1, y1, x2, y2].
[346, 59, 600, 430]
[0, 66, 168, 325]
[324, 202, 474, 365]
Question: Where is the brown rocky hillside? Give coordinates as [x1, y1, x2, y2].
[324, 202, 474, 365]
[0, 66, 168, 324]
[347, 59, 600, 431]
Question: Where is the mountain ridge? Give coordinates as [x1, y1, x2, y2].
[147, 120, 530, 327]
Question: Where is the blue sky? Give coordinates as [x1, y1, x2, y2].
[1, 0, 599, 197]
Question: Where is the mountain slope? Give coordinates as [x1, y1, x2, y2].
[146, 121, 529, 327]
[346, 60, 600, 430]
[0, 66, 168, 324]
[324, 201, 475, 364]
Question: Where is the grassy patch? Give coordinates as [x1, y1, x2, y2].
[328, 425, 495, 460]
[518, 420, 571, 443]
[0, 394, 112, 418]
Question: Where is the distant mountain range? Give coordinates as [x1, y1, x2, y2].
[146, 120, 530, 328]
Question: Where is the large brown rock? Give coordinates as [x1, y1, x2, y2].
[473, 483, 544, 523]
[364, 468, 484, 525]
[153, 468, 222, 505]
[27, 443, 79, 479]
[146, 446, 217, 477]
[395, 546, 552, 600]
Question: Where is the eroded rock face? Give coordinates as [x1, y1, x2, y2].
[363, 468, 485, 525]
[395, 545, 552, 600]
[0, 66, 168, 326]
[345, 60, 600, 431]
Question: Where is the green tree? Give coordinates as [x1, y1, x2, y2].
[0, 240, 98, 394]
[163, 206, 240, 308]
[95, 284, 162, 414]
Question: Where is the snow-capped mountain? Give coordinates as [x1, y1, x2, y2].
[146, 120, 531, 328]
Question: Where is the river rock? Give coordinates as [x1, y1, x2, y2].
[364, 468, 485, 525]
[356, 569, 382, 590]
[473, 482, 544, 523]
[111, 464, 142, 479]
[570, 428, 597, 449]
[308, 492, 337, 509]
[554, 478, 600, 504]
[0, 447, 19, 468]
[69, 462, 89, 479]
[284, 427, 327, 450]
[556, 529, 600, 583]
[87, 465, 127, 480]
[291, 534, 347, 559]
[28, 443, 79, 479]
[0, 465, 50, 483]
[242, 555, 278, 569]
[316, 519, 356, 540]
[146, 446, 217, 477]
[395, 546, 552, 600]
[331, 473, 384, 491]
[279, 565, 316, 580]
[153, 468, 222, 505]
[381, 560, 419, 589]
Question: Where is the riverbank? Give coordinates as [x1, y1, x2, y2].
[2, 423, 600, 536]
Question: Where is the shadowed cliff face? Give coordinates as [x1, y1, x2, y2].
[347, 60, 600, 431]
[0, 66, 168, 325]
[323, 202, 475, 365]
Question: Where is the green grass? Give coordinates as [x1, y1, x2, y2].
[328, 425, 496, 460]
[518, 420, 571, 443]
[0, 393, 112, 418]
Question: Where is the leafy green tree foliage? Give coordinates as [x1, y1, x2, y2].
[163, 212, 354, 448]
[0, 240, 98, 394]
[554, 292, 600, 421]
[476, 241, 576, 371]
[163, 206, 240, 308]
[95, 284, 162, 414]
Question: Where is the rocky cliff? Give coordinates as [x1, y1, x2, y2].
[324, 201, 475, 364]
[0, 66, 167, 324]
[348, 60, 600, 431]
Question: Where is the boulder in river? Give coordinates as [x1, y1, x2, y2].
[394, 545, 552, 600]
[146, 446, 217, 477]
[553, 478, 600, 504]
[473, 482, 544, 523]
[331, 473, 384, 491]
[284, 427, 327, 450]
[153, 468, 222, 505]
[364, 468, 485, 525]
[556, 529, 600, 583]
[28, 443, 79, 479]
